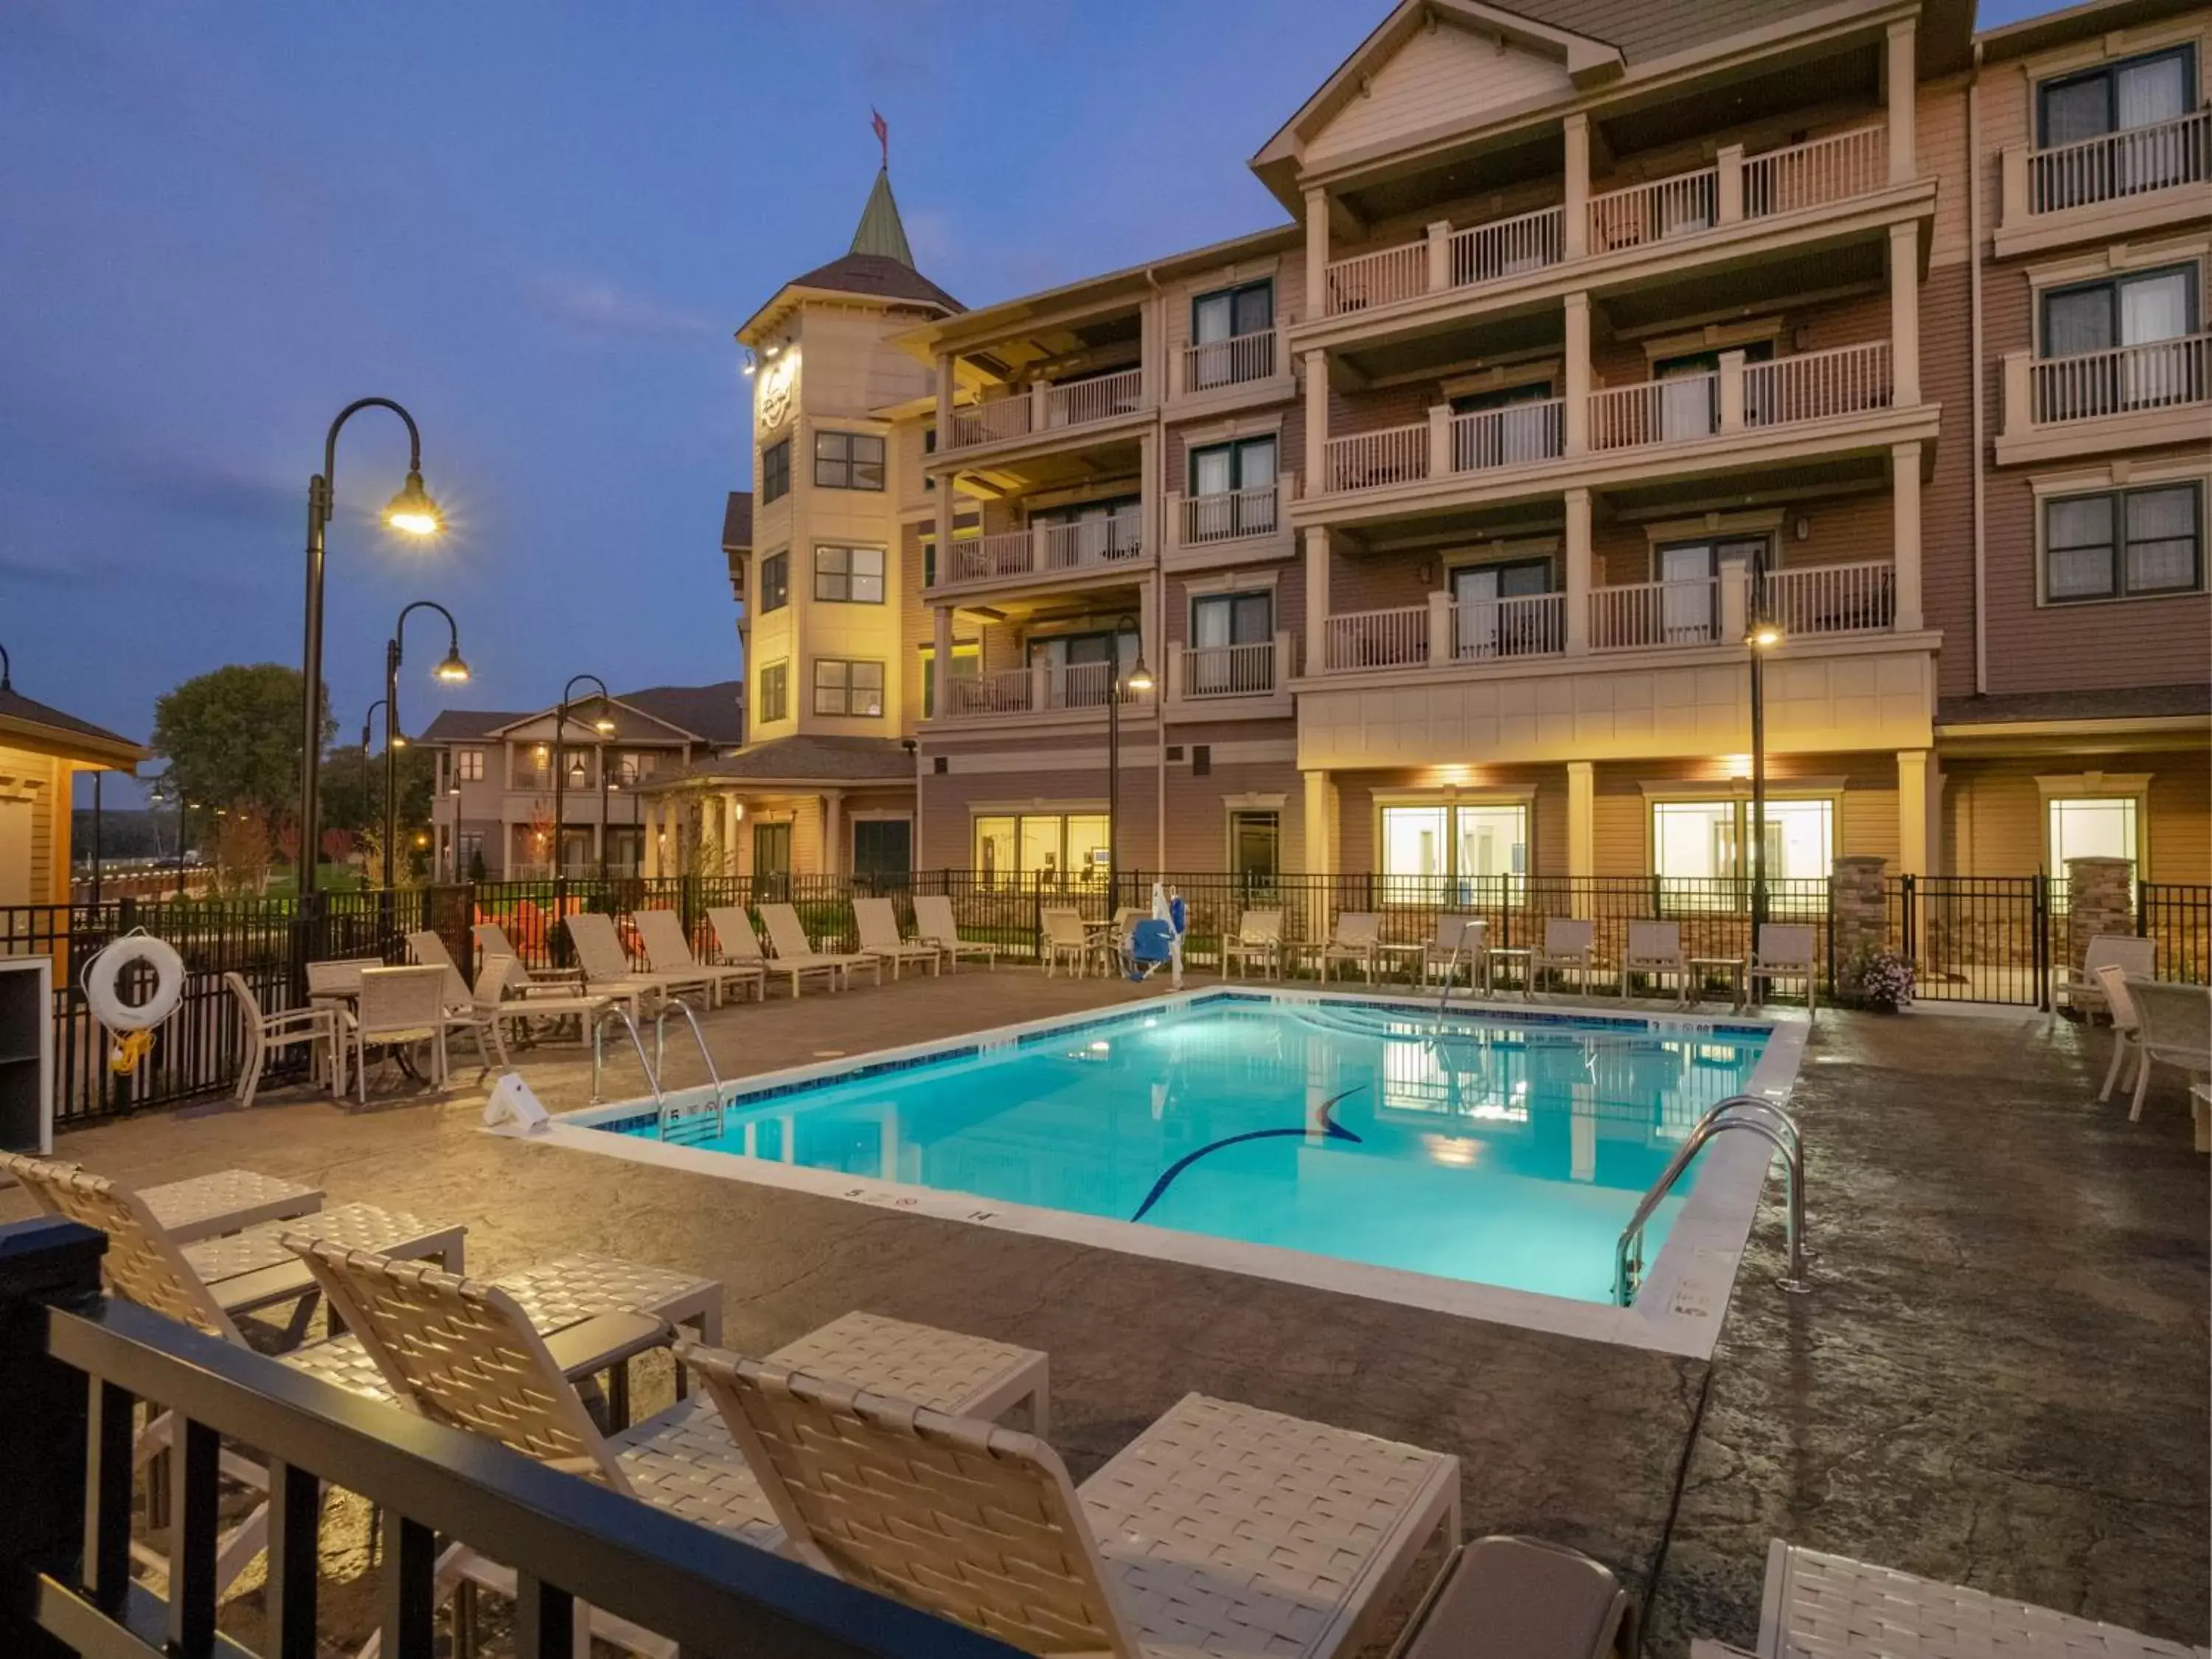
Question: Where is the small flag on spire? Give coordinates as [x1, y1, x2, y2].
[871, 108, 888, 170]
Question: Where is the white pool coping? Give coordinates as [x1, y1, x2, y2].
[512, 987, 1807, 1360]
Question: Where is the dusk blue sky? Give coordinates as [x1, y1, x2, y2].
[0, 0, 2071, 807]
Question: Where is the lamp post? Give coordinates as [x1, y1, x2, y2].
[296, 398, 443, 898]
[552, 675, 615, 890]
[1745, 549, 1784, 940]
[1103, 616, 1155, 910]
[360, 698, 391, 861]
[382, 602, 470, 888]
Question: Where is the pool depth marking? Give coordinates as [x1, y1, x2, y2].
[1127, 1085, 1366, 1223]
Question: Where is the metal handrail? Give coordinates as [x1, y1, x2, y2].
[591, 1005, 661, 1109]
[1614, 1094, 1809, 1306]
[654, 995, 728, 1142]
[1432, 918, 1482, 1028]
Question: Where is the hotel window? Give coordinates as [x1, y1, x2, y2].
[2048, 796, 2140, 904]
[2044, 483, 2202, 601]
[918, 643, 979, 718]
[973, 812, 1110, 883]
[1187, 437, 1278, 540]
[1377, 803, 1529, 902]
[2039, 267, 2202, 418]
[759, 439, 790, 504]
[813, 543, 886, 603]
[1189, 279, 1274, 388]
[611, 750, 657, 787]
[1451, 557, 1560, 658]
[1028, 627, 1140, 708]
[813, 658, 884, 717]
[1029, 495, 1141, 562]
[758, 661, 789, 723]
[1189, 592, 1273, 694]
[455, 748, 484, 782]
[759, 549, 789, 613]
[813, 430, 886, 490]
[2038, 47, 2194, 147]
[1651, 798, 1832, 905]
[1230, 810, 1281, 886]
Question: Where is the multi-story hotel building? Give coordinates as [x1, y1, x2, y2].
[650, 0, 2208, 898]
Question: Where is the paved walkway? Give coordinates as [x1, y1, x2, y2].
[10, 972, 2205, 1653]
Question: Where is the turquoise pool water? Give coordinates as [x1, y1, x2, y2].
[600, 997, 1768, 1304]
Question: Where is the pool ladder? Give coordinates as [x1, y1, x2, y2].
[589, 995, 728, 1145]
[1431, 918, 1484, 1032]
[1613, 1095, 1809, 1308]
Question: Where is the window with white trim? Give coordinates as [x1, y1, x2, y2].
[813, 658, 884, 717]
[2044, 482, 2202, 601]
[813, 543, 885, 603]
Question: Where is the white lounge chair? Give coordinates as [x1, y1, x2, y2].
[912, 892, 998, 971]
[404, 929, 474, 1010]
[760, 902, 881, 992]
[566, 911, 712, 1010]
[1530, 917, 1597, 998]
[852, 896, 943, 979]
[1747, 924, 1818, 1016]
[467, 952, 613, 1057]
[633, 907, 764, 1006]
[351, 966, 452, 1102]
[224, 970, 344, 1106]
[1222, 907, 1287, 980]
[1040, 906, 1093, 976]
[707, 904, 829, 998]
[2121, 975, 2211, 1124]
[470, 922, 588, 996]
[1315, 911, 1382, 983]
[1623, 920, 1689, 1006]
[2095, 964, 2146, 1105]
[684, 1347, 1461, 1659]
[2060, 933, 2155, 1021]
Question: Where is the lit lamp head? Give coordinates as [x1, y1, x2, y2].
[383, 470, 445, 537]
[390, 734, 408, 749]
[1122, 648, 1156, 695]
[434, 644, 471, 684]
[592, 714, 616, 735]
[1747, 623, 1784, 650]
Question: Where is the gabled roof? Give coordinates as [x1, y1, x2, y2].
[0, 681, 147, 768]
[417, 681, 745, 750]
[738, 169, 962, 343]
[850, 167, 916, 265]
[722, 490, 753, 554]
[641, 734, 916, 790]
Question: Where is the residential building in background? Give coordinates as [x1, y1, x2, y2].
[692, 0, 2205, 893]
[0, 675, 145, 907]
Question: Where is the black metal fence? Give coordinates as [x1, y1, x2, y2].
[6, 872, 2208, 1126]
[0, 1214, 1020, 1659]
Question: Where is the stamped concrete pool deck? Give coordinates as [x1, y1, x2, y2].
[8, 970, 2205, 1654]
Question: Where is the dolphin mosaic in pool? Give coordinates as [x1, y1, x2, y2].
[1127, 1084, 1365, 1223]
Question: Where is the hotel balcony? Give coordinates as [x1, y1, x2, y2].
[1994, 109, 2211, 258]
[1167, 326, 1296, 417]
[945, 367, 1150, 460]
[1304, 341, 1923, 529]
[926, 504, 1150, 600]
[935, 662, 1156, 729]
[1298, 127, 1927, 354]
[1163, 477, 1298, 571]
[1994, 333, 2211, 466]
[1163, 633, 1298, 720]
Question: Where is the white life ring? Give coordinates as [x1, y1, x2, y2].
[83, 935, 187, 1032]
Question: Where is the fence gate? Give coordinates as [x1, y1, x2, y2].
[1894, 874, 2051, 1007]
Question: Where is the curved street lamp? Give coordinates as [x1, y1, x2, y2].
[383, 602, 469, 888]
[1745, 549, 1784, 939]
[297, 398, 444, 897]
[552, 674, 615, 888]
[1105, 614, 1155, 908]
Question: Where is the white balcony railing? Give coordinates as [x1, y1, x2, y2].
[1179, 483, 1281, 546]
[1324, 422, 1429, 493]
[1588, 167, 1719, 254]
[1323, 240, 1429, 316]
[1044, 368, 1144, 429]
[1180, 329, 1279, 394]
[2028, 108, 2210, 215]
[1744, 341, 1893, 426]
[1450, 593, 1566, 660]
[1323, 605, 1429, 672]
[2028, 334, 2210, 425]
[945, 661, 1150, 718]
[942, 507, 1144, 588]
[1181, 640, 1278, 698]
[1590, 578, 1722, 653]
[1590, 372, 1719, 451]
[950, 396, 1032, 449]
[1758, 560, 1896, 636]
[1449, 399, 1566, 473]
[1742, 126, 1888, 219]
[1447, 206, 1563, 287]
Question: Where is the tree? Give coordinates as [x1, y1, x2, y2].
[151, 665, 333, 827]
[211, 805, 276, 894]
[319, 741, 438, 852]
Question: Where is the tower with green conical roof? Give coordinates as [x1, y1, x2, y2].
[849, 167, 916, 268]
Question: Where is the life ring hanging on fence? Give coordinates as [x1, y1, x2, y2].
[83, 933, 186, 1033]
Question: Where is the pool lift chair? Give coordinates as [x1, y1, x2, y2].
[1116, 917, 1178, 981]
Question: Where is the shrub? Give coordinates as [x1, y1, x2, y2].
[1843, 946, 1914, 1012]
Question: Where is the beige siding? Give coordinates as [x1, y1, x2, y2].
[1945, 749, 2211, 881]
[1305, 27, 1572, 168]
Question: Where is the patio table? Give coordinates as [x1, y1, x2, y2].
[760, 1310, 1051, 1434]
[1688, 956, 1748, 1014]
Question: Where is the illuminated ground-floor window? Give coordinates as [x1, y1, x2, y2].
[1651, 797, 1832, 909]
[1378, 802, 1528, 901]
[2048, 795, 2139, 906]
[973, 812, 1110, 883]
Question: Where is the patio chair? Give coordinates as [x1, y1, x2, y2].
[1315, 911, 1382, 983]
[1040, 906, 1093, 977]
[1525, 918, 1597, 998]
[683, 1347, 1461, 1659]
[224, 970, 344, 1107]
[1622, 921, 1689, 1006]
[2093, 964, 2145, 1105]
[912, 892, 998, 971]
[633, 907, 764, 1006]
[1747, 925, 1818, 1016]
[351, 966, 453, 1103]
[704, 904, 805, 997]
[852, 896, 944, 979]
[405, 929, 473, 1011]
[2121, 976, 2211, 1124]
[1419, 915, 1487, 991]
[1222, 907, 1287, 980]
[470, 922, 588, 996]
[2059, 933, 2155, 1022]
[566, 911, 712, 1011]
[1390, 1535, 1635, 1659]
[469, 952, 613, 1058]
[760, 902, 882, 992]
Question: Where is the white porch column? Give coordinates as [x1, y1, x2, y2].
[1304, 526, 1330, 672]
[1562, 114, 1590, 261]
[1563, 487, 1593, 655]
[1888, 220, 1921, 406]
[1304, 186, 1328, 319]
[822, 790, 845, 875]
[1562, 293, 1591, 455]
[1138, 580, 1158, 681]
[1896, 750, 1931, 877]
[1567, 760, 1596, 918]
[1303, 349, 1329, 490]
[641, 800, 658, 878]
[1717, 349, 1747, 432]
[1885, 18, 1917, 185]
[1138, 427, 1159, 557]
[1891, 441, 1924, 631]
[932, 604, 954, 714]
[1302, 770, 1336, 877]
[722, 794, 742, 876]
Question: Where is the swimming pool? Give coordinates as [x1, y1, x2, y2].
[542, 990, 1804, 1355]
